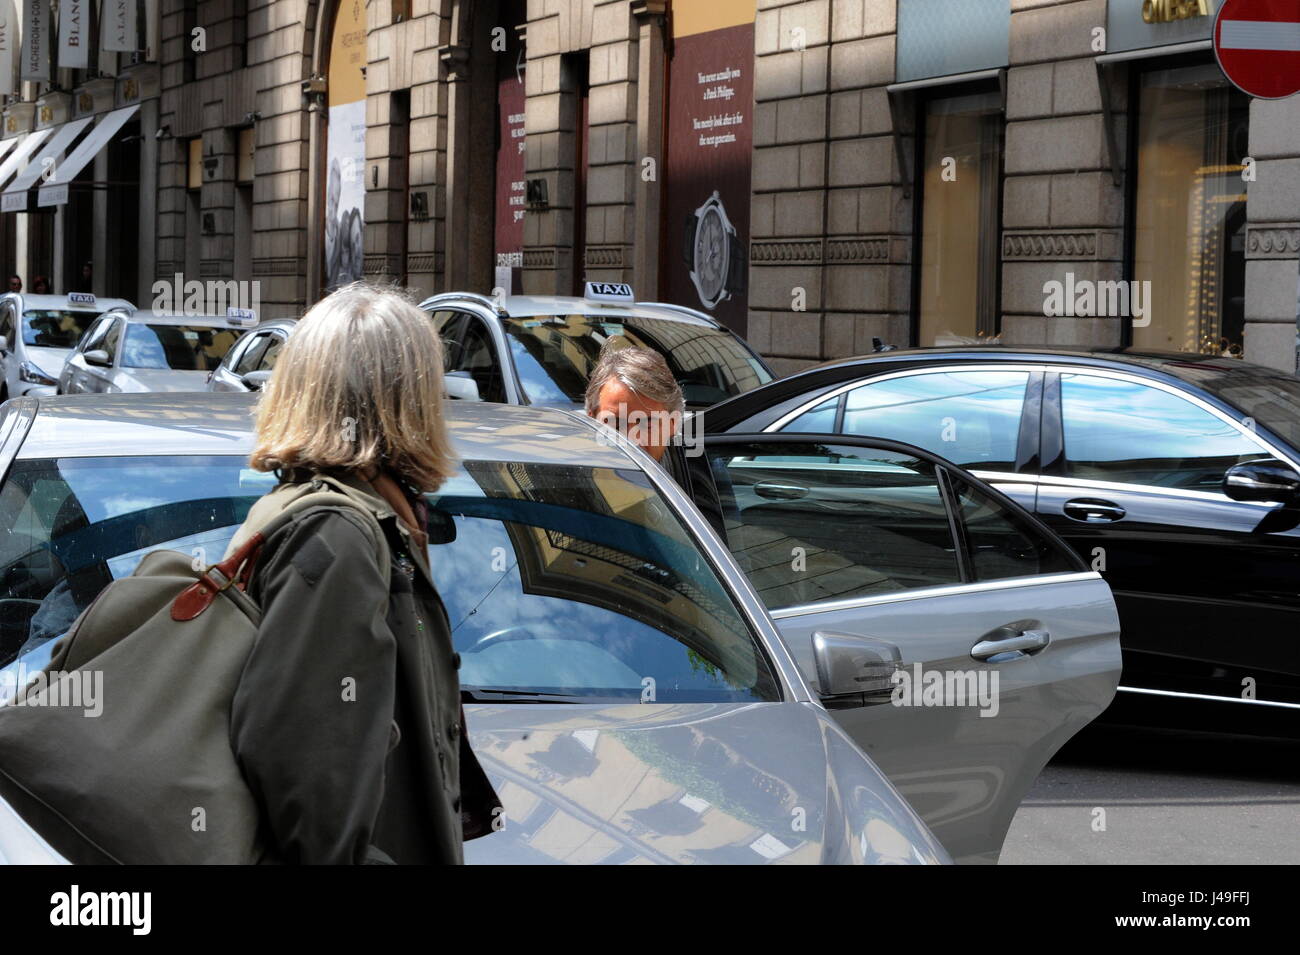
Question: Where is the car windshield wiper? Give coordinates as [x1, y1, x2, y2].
[461, 687, 582, 704]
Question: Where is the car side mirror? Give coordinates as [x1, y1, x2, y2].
[444, 370, 480, 402]
[83, 349, 111, 368]
[812, 630, 901, 708]
[1223, 459, 1300, 506]
[241, 369, 272, 390]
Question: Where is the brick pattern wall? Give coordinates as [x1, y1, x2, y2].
[749, 0, 906, 376]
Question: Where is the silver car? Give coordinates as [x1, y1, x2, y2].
[0, 394, 1121, 864]
[59, 311, 252, 395]
[207, 318, 296, 392]
[0, 292, 136, 400]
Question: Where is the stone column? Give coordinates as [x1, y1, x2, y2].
[439, 41, 473, 290]
[631, 0, 666, 296]
[1243, 95, 1300, 373]
[1001, 0, 1123, 347]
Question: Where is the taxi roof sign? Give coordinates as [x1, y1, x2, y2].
[226, 307, 258, 327]
[584, 282, 635, 304]
[67, 292, 96, 307]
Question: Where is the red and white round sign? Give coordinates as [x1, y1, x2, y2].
[1214, 0, 1300, 99]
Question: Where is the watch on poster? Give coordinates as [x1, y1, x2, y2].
[683, 191, 746, 310]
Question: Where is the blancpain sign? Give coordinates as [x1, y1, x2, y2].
[57, 0, 86, 69]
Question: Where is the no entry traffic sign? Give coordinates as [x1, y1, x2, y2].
[1214, 0, 1300, 99]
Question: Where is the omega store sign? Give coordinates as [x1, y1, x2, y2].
[1110, 0, 1220, 52]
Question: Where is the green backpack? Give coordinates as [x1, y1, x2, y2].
[0, 475, 388, 864]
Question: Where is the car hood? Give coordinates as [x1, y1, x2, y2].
[113, 369, 214, 393]
[462, 701, 948, 865]
[24, 346, 73, 379]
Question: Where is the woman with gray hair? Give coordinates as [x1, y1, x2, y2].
[231, 282, 499, 864]
[584, 341, 685, 463]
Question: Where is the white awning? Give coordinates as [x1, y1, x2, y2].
[1, 118, 93, 213]
[0, 129, 55, 193]
[38, 105, 141, 208]
[0, 139, 19, 167]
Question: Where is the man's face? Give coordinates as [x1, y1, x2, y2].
[592, 379, 678, 461]
[7, 277, 20, 292]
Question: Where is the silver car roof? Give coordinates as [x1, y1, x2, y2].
[3, 293, 136, 314]
[420, 293, 723, 329]
[10, 393, 637, 468]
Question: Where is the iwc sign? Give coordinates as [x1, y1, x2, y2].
[686, 191, 744, 310]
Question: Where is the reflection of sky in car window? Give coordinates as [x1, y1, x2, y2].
[426, 462, 777, 701]
[21, 310, 100, 348]
[57, 458, 273, 524]
[1061, 375, 1257, 461]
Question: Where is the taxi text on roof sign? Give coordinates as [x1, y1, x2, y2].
[67, 292, 96, 307]
[584, 282, 635, 303]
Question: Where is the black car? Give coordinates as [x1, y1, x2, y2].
[703, 347, 1300, 726]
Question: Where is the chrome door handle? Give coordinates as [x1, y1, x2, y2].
[971, 628, 1050, 661]
[753, 481, 808, 501]
[1063, 498, 1126, 523]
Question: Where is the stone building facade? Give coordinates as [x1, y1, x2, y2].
[1, 0, 1295, 373]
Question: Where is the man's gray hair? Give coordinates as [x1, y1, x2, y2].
[584, 342, 685, 417]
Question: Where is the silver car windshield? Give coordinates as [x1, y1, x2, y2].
[0, 454, 780, 706]
[121, 324, 241, 371]
[502, 315, 773, 408]
[21, 310, 100, 349]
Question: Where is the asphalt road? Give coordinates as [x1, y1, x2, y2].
[1001, 716, 1300, 865]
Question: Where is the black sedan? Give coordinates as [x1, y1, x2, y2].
[703, 347, 1300, 727]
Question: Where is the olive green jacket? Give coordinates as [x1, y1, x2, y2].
[226, 471, 499, 864]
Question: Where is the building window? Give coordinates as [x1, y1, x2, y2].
[1130, 63, 1249, 357]
[915, 88, 1004, 346]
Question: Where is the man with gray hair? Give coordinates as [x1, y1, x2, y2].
[584, 342, 684, 464]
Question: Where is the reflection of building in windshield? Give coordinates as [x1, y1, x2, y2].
[466, 707, 823, 865]
[464, 460, 751, 679]
[505, 315, 767, 406]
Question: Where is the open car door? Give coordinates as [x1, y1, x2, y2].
[684, 433, 1121, 863]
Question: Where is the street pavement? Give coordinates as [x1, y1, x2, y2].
[1001, 718, 1300, 864]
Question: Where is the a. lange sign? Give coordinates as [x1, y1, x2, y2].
[101, 0, 136, 53]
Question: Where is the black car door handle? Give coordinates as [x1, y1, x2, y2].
[1063, 498, 1126, 523]
[971, 628, 1050, 662]
[753, 481, 809, 501]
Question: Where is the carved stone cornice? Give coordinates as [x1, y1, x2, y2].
[584, 245, 625, 268]
[1001, 229, 1121, 261]
[1245, 224, 1300, 259]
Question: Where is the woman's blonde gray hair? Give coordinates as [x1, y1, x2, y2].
[249, 282, 457, 492]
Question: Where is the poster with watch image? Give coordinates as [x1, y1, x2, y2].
[661, 0, 755, 337]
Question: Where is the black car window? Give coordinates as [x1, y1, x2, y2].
[231, 332, 271, 375]
[946, 471, 1078, 581]
[706, 442, 961, 611]
[1059, 374, 1268, 491]
[121, 324, 239, 372]
[101, 318, 123, 362]
[21, 310, 101, 349]
[447, 316, 505, 403]
[793, 370, 1029, 472]
[258, 334, 285, 371]
[77, 315, 112, 353]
